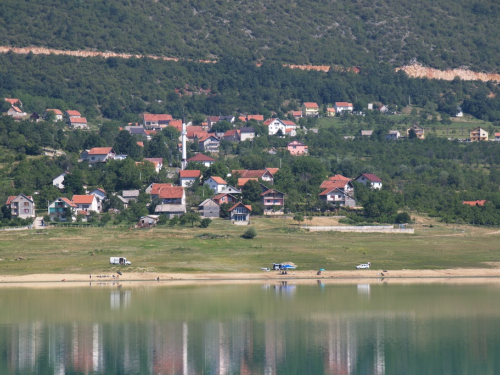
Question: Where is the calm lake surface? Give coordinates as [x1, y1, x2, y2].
[0, 280, 500, 374]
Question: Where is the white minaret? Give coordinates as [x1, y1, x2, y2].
[181, 116, 187, 170]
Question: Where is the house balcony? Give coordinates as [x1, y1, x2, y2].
[49, 207, 67, 213]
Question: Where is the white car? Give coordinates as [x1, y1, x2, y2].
[356, 263, 370, 269]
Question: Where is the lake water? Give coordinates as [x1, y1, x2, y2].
[1, 280, 500, 374]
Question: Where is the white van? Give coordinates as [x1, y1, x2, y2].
[110, 257, 131, 265]
[356, 262, 370, 269]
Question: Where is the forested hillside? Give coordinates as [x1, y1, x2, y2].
[2, 53, 500, 122]
[1, 0, 500, 70]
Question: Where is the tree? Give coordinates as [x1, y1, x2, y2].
[242, 179, 262, 204]
[395, 212, 411, 224]
[293, 213, 304, 226]
[181, 212, 201, 227]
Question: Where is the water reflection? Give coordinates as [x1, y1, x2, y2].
[1, 282, 500, 374]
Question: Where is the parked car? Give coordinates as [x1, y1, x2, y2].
[356, 262, 370, 269]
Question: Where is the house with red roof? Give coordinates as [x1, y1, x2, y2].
[5, 194, 35, 219]
[198, 134, 220, 153]
[43, 109, 63, 121]
[72, 194, 100, 213]
[222, 129, 240, 142]
[334, 102, 354, 114]
[264, 118, 298, 136]
[149, 183, 186, 217]
[355, 173, 382, 189]
[212, 192, 239, 206]
[142, 113, 173, 128]
[186, 126, 207, 141]
[168, 120, 183, 133]
[69, 117, 88, 129]
[228, 202, 252, 223]
[237, 177, 259, 187]
[261, 187, 285, 214]
[232, 168, 279, 184]
[48, 197, 77, 221]
[180, 169, 201, 187]
[204, 176, 228, 193]
[81, 147, 115, 163]
[239, 114, 264, 122]
[64, 110, 81, 123]
[287, 140, 308, 155]
[187, 154, 215, 167]
[319, 178, 356, 207]
[301, 102, 319, 117]
[7, 106, 26, 118]
[326, 108, 336, 117]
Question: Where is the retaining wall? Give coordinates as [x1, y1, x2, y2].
[303, 225, 414, 234]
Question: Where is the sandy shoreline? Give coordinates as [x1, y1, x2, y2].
[2, 268, 500, 286]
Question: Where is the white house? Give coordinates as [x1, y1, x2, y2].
[204, 176, 228, 194]
[89, 188, 107, 211]
[187, 154, 215, 168]
[335, 102, 354, 114]
[53, 172, 69, 189]
[72, 195, 100, 213]
[385, 131, 400, 140]
[143, 158, 163, 173]
[6, 194, 36, 219]
[180, 170, 201, 187]
[263, 118, 298, 136]
[355, 174, 382, 190]
[142, 113, 173, 128]
[240, 127, 255, 141]
[7, 106, 26, 118]
[81, 147, 116, 163]
[43, 109, 63, 121]
[319, 180, 356, 207]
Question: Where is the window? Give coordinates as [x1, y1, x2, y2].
[24, 202, 29, 206]
[24, 209, 30, 213]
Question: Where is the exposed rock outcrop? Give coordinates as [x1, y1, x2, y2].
[396, 63, 500, 82]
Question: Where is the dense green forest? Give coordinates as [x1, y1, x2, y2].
[2, 53, 500, 122]
[1, 0, 500, 70]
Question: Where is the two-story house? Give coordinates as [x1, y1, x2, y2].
[228, 202, 252, 223]
[232, 168, 279, 185]
[72, 195, 100, 213]
[64, 110, 81, 124]
[287, 140, 308, 155]
[240, 127, 255, 141]
[69, 117, 88, 129]
[187, 154, 215, 168]
[7, 106, 26, 118]
[204, 176, 228, 193]
[48, 197, 77, 221]
[407, 123, 425, 139]
[302, 102, 319, 117]
[470, 127, 488, 142]
[261, 188, 285, 214]
[199, 135, 220, 153]
[152, 184, 186, 218]
[43, 109, 63, 121]
[212, 193, 239, 206]
[6, 194, 36, 219]
[385, 131, 400, 140]
[319, 178, 356, 207]
[142, 113, 173, 128]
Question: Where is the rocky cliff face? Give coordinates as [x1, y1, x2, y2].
[396, 63, 500, 82]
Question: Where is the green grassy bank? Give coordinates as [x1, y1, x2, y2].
[0, 217, 499, 275]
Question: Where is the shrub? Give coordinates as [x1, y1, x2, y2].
[242, 227, 257, 239]
[200, 218, 212, 228]
[395, 212, 411, 224]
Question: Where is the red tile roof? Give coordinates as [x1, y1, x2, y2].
[237, 177, 258, 186]
[358, 173, 382, 182]
[319, 180, 351, 193]
[188, 154, 215, 162]
[223, 129, 239, 137]
[11, 106, 23, 113]
[261, 188, 284, 196]
[463, 200, 487, 207]
[70, 117, 87, 124]
[233, 170, 266, 179]
[328, 174, 351, 181]
[180, 170, 201, 178]
[65, 110, 81, 116]
[266, 168, 279, 175]
[168, 120, 183, 131]
[144, 158, 163, 164]
[144, 130, 157, 136]
[247, 115, 264, 121]
[137, 141, 144, 147]
[157, 186, 184, 199]
[60, 197, 77, 207]
[150, 183, 173, 195]
[228, 202, 252, 212]
[46, 108, 63, 115]
[210, 176, 227, 185]
[4, 98, 20, 106]
[303, 102, 319, 108]
[335, 102, 353, 107]
[282, 120, 296, 126]
[72, 195, 95, 204]
[88, 147, 113, 155]
[143, 114, 173, 122]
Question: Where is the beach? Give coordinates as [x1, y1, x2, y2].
[3, 267, 500, 286]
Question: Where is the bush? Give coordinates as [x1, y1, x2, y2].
[200, 218, 212, 228]
[395, 212, 411, 224]
[242, 227, 257, 239]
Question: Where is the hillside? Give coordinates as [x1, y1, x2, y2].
[1, 0, 500, 71]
